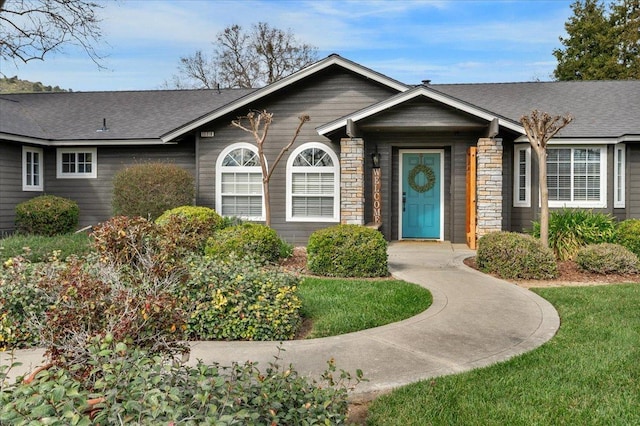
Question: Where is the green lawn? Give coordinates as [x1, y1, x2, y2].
[298, 277, 432, 338]
[366, 283, 640, 425]
[0, 232, 93, 262]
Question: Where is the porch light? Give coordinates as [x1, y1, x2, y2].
[371, 149, 380, 168]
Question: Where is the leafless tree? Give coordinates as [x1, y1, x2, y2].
[231, 110, 310, 226]
[0, 0, 106, 67]
[520, 110, 573, 248]
[170, 22, 317, 89]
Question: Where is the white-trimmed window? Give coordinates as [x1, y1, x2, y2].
[286, 143, 340, 222]
[546, 146, 607, 208]
[513, 144, 531, 207]
[56, 148, 97, 178]
[23, 146, 43, 191]
[216, 143, 264, 220]
[614, 144, 625, 208]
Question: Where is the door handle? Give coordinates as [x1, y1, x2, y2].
[402, 191, 406, 212]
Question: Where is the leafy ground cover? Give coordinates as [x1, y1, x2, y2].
[365, 283, 640, 425]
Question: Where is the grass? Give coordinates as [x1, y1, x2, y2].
[0, 232, 93, 262]
[298, 277, 432, 338]
[366, 283, 640, 425]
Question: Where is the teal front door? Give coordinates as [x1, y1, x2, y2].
[401, 151, 442, 239]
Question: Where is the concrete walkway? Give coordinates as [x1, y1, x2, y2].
[3, 242, 559, 401]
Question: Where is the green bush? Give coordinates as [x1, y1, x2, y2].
[205, 222, 290, 264]
[532, 209, 616, 260]
[180, 255, 301, 341]
[112, 162, 194, 221]
[307, 225, 388, 278]
[156, 206, 224, 254]
[477, 231, 558, 280]
[576, 243, 639, 275]
[616, 219, 640, 259]
[15, 195, 79, 236]
[38, 254, 187, 372]
[0, 342, 360, 425]
[0, 256, 52, 350]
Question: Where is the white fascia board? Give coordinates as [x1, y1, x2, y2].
[316, 87, 524, 135]
[161, 55, 410, 143]
[0, 133, 165, 146]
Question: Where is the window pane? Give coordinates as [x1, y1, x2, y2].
[293, 148, 333, 167]
[292, 197, 334, 217]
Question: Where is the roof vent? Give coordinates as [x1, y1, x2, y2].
[96, 118, 109, 132]
[422, 79, 431, 86]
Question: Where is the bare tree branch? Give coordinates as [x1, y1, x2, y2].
[0, 0, 107, 68]
[231, 110, 309, 226]
[168, 22, 318, 89]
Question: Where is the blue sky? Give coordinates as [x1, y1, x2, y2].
[2, 0, 575, 91]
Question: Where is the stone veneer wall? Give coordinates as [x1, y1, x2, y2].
[476, 138, 503, 238]
[340, 138, 365, 225]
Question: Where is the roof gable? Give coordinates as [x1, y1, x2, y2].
[317, 86, 525, 136]
[160, 54, 410, 142]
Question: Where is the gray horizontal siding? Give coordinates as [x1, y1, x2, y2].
[0, 142, 44, 235]
[361, 99, 487, 129]
[43, 142, 196, 228]
[196, 68, 398, 245]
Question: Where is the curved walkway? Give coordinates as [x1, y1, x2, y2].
[3, 242, 559, 401]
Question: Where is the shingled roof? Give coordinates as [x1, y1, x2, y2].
[1, 54, 639, 144]
[0, 88, 256, 143]
[433, 80, 640, 139]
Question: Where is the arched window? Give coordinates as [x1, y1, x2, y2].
[216, 143, 264, 220]
[286, 143, 340, 222]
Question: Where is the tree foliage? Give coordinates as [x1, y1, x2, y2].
[520, 110, 573, 248]
[169, 22, 318, 89]
[0, 0, 106, 67]
[553, 0, 640, 80]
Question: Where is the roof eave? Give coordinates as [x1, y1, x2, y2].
[0, 133, 166, 146]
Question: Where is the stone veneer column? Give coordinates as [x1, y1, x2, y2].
[476, 138, 503, 239]
[340, 138, 365, 225]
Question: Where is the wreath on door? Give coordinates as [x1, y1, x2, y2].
[408, 164, 436, 193]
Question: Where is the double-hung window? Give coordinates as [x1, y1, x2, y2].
[216, 143, 264, 220]
[57, 148, 97, 178]
[23, 146, 43, 191]
[287, 143, 339, 222]
[546, 146, 606, 208]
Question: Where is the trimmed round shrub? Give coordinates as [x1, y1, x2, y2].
[532, 209, 616, 260]
[307, 225, 388, 278]
[112, 162, 194, 221]
[15, 195, 79, 236]
[477, 231, 558, 280]
[205, 223, 289, 264]
[576, 243, 639, 274]
[156, 206, 224, 254]
[616, 219, 640, 259]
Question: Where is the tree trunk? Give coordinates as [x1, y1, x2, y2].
[535, 147, 549, 248]
[263, 178, 271, 227]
